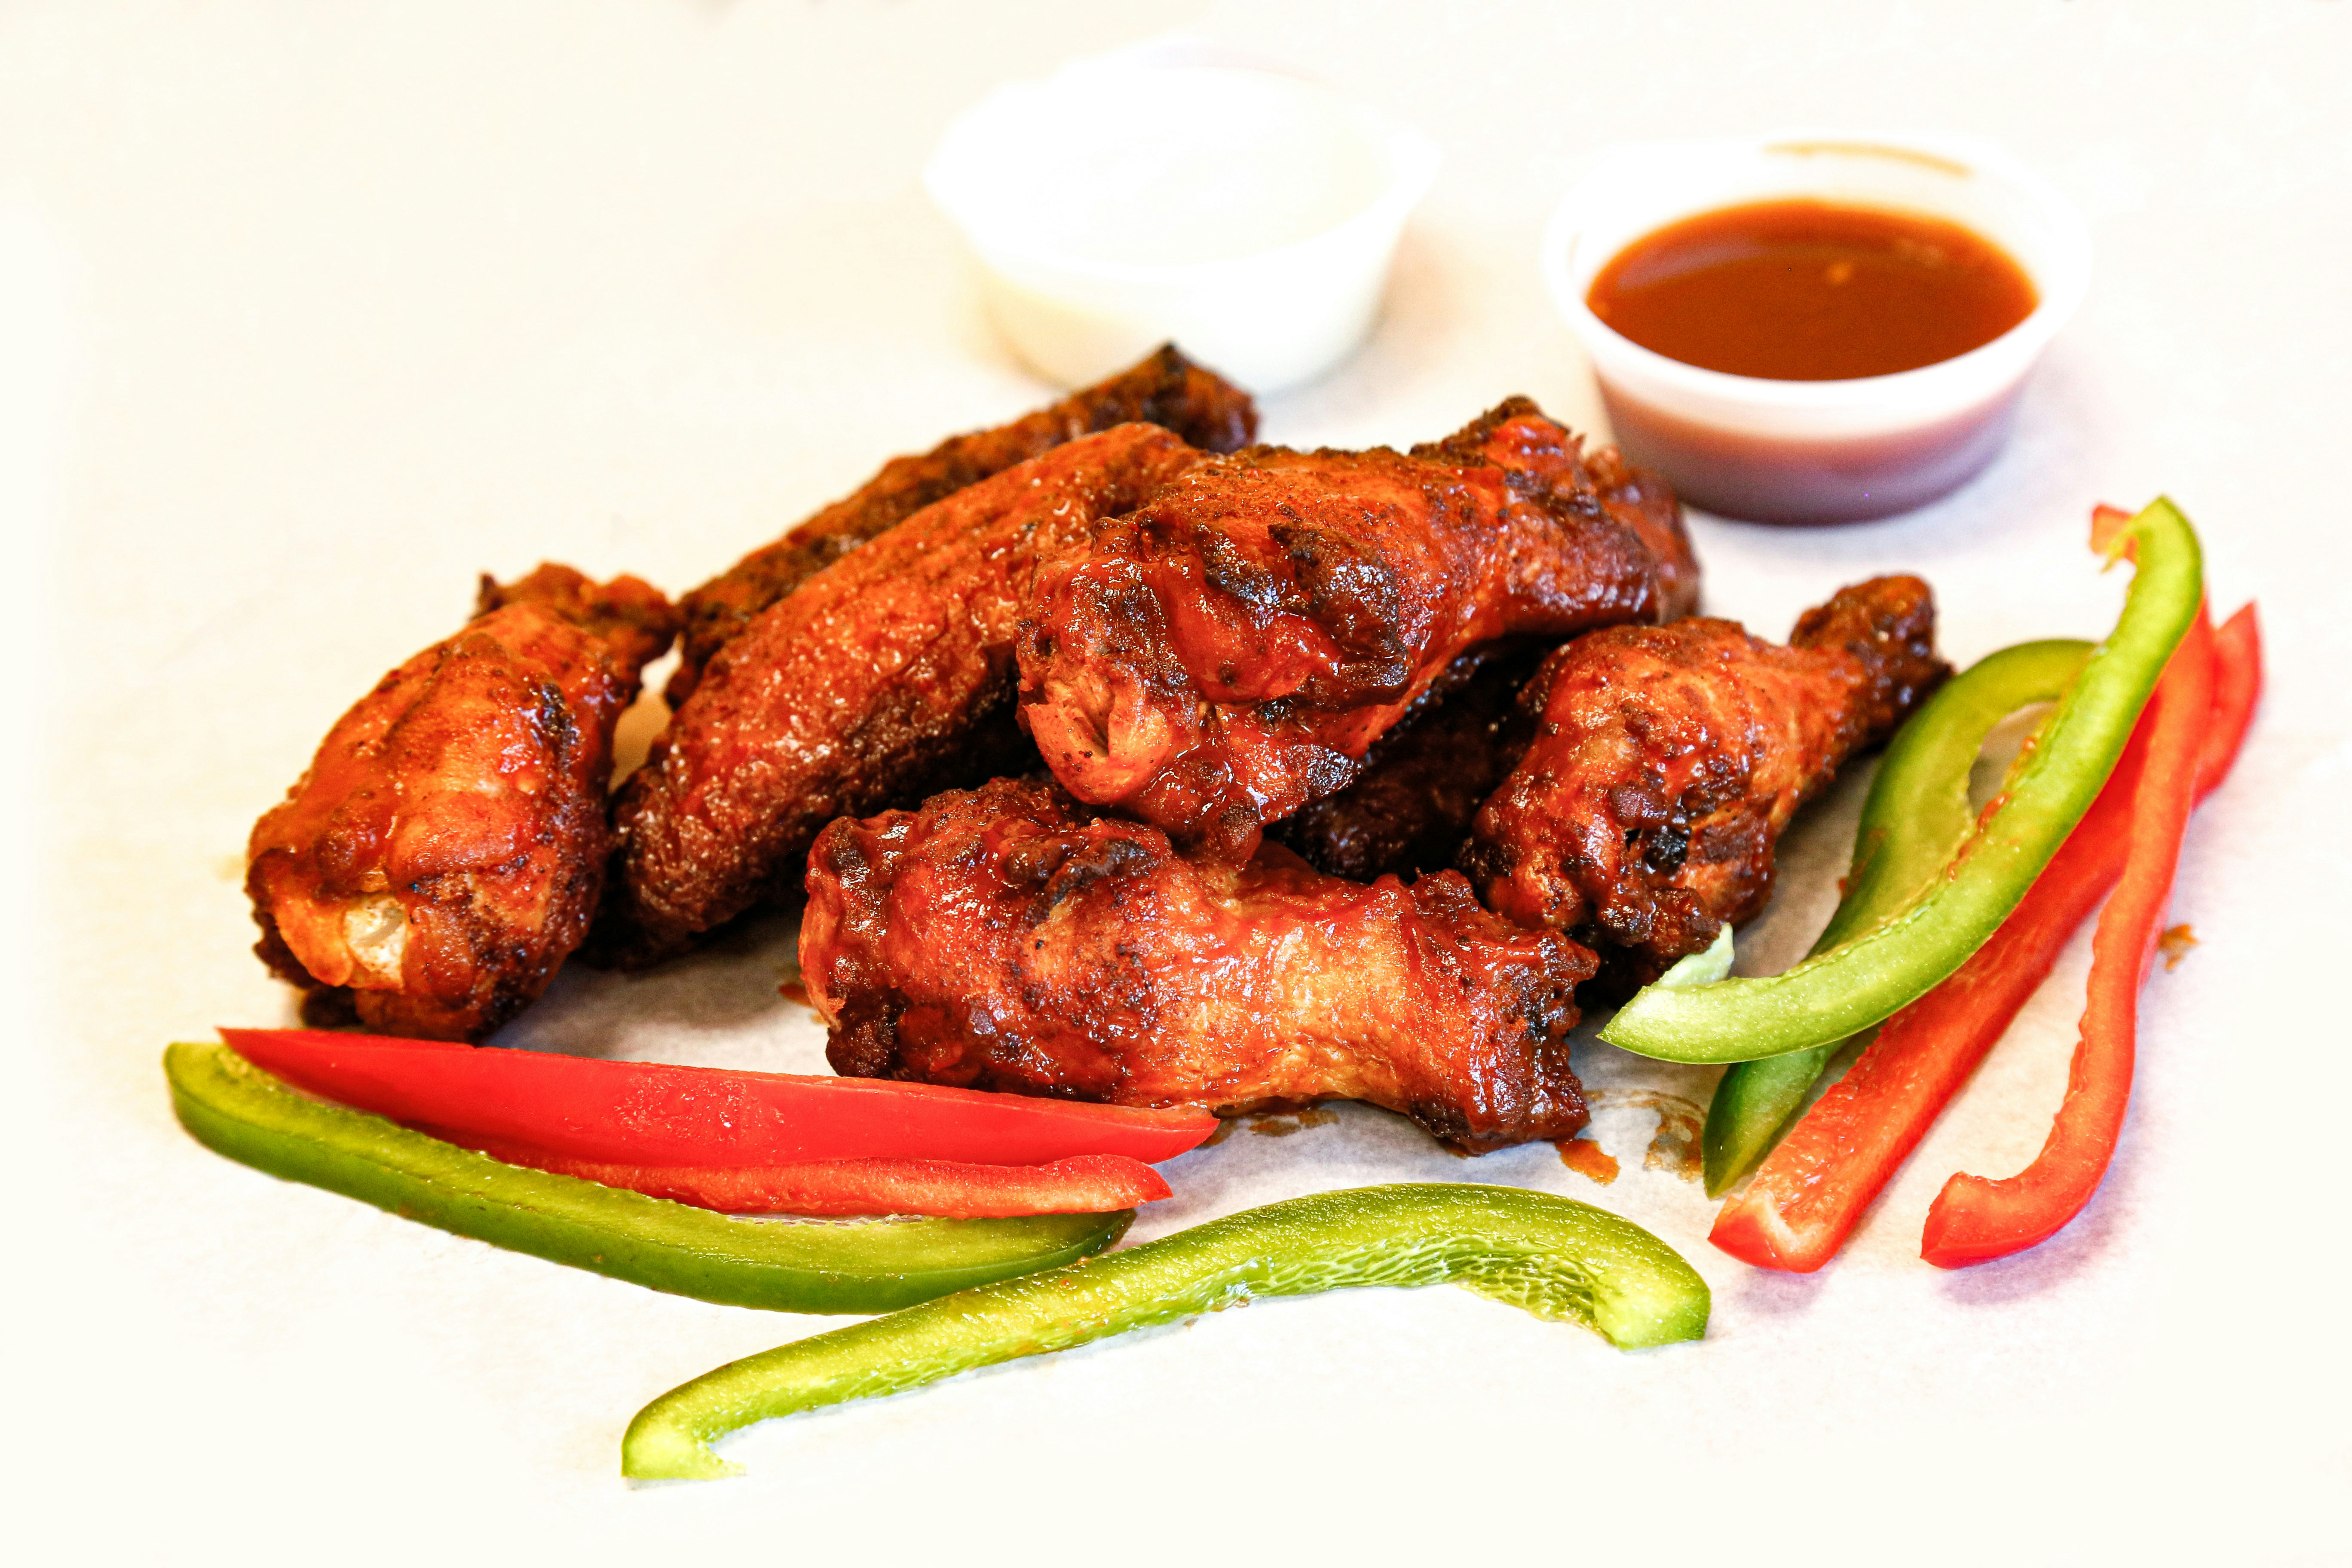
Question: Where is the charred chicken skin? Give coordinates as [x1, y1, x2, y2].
[1462, 576, 1949, 986]
[248, 564, 678, 1041]
[597, 423, 1211, 968]
[667, 344, 1257, 705]
[1268, 643, 1545, 883]
[804, 778, 1597, 1152]
[1015, 398, 1699, 862]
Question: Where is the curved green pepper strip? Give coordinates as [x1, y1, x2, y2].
[167, 1042, 1130, 1312]
[1700, 639, 2095, 1193]
[1601, 497, 2202, 1066]
[622, 1182, 1710, 1479]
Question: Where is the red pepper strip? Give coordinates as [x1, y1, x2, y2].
[445, 1140, 1172, 1219]
[1710, 600, 2257, 1272]
[1918, 602, 2217, 1267]
[217, 1029, 1218, 1167]
[2196, 601, 2263, 792]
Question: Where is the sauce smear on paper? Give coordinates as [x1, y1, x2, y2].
[1556, 1137, 1620, 1185]
[1587, 199, 2038, 380]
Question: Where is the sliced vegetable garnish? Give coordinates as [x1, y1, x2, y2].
[1712, 602, 2257, 1271]
[1701, 638, 2095, 1193]
[1601, 497, 2204, 1066]
[456, 1141, 1170, 1219]
[218, 1027, 1218, 1167]
[1919, 597, 2219, 1267]
[168, 1041, 1131, 1311]
[622, 1183, 1711, 1480]
[1656, 924, 1736, 988]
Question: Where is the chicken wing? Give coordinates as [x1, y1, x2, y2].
[805, 778, 1596, 1152]
[1461, 576, 1949, 986]
[667, 344, 1257, 704]
[1015, 398, 1698, 861]
[248, 564, 677, 1041]
[596, 423, 1210, 967]
[1267, 642, 1545, 882]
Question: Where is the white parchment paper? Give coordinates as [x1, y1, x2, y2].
[7, 2, 2348, 1561]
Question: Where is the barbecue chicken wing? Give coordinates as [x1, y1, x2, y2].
[1015, 398, 1698, 861]
[1268, 643, 1545, 882]
[668, 345, 1257, 704]
[1462, 576, 1949, 986]
[597, 423, 1211, 967]
[248, 564, 677, 1041]
[804, 778, 1596, 1151]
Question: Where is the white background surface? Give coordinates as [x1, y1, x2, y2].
[6, 2, 2349, 1562]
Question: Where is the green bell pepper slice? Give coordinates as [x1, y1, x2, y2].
[1600, 497, 2202, 1067]
[1700, 638, 2095, 1193]
[623, 1182, 1710, 1479]
[167, 1041, 1130, 1313]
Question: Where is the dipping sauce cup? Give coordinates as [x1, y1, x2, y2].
[1544, 134, 2091, 523]
[927, 50, 1439, 395]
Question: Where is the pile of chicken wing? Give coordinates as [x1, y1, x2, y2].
[249, 346, 1949, 1150]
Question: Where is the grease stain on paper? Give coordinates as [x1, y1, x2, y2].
[1588, 1089, 1707, 1182]
[1556, 1136, 1620, 1184]
[1250, 1107, 1338, 1138]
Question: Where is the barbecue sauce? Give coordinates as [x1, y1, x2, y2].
[1588, 199, 2038, 381]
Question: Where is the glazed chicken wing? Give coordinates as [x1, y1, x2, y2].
[597, 423, 1210, 967]
[248, 564, 677, 1040]
[1015, 398, 1698, 861]
[805, 778, 1596, 1152]
[667, 344, 1257, 704]
[1268, 643, 1545, 882]
[1462, 576, 1949, 986]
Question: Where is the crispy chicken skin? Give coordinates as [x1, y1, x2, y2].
[473, 564, 678, 672]
[1268, 643, 1546, 882]
[1462, 576, 1949, 985]
[1015, 398, 1698, 862]
[597, 424, 1210, 968]
[247, 564, 677, 1041]
[804, 778, 1597, 1152]
[1581, 443, 1700, 627]
[667, 345, 1257, 705]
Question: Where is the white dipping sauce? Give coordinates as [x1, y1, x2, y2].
[928, 61, 1437, 392]
[961, 68, 1397, 266]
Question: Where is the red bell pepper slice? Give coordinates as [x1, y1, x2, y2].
[454, 1143, 1172, 1219]
[1918, 601, 2215, 1266]
[1709, 597, 2257, 1273]
[217, 1029, 1218, 1169]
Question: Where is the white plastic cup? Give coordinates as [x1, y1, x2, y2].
[926, 50, 1439, 396]
[1543, 133, 2092, 523]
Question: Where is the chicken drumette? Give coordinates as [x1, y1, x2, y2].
[667, 345, 1257, 704]
[1461, 576, 1949, 987]
[1016, 398, 1698, 861]
[247, 564, 677, 1040]
[804, 778, 1596, 1151]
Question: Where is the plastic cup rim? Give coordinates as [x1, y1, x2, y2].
[1539, 128, 2094, 413]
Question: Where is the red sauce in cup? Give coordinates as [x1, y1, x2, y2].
[1587, 199, 2038, 382]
